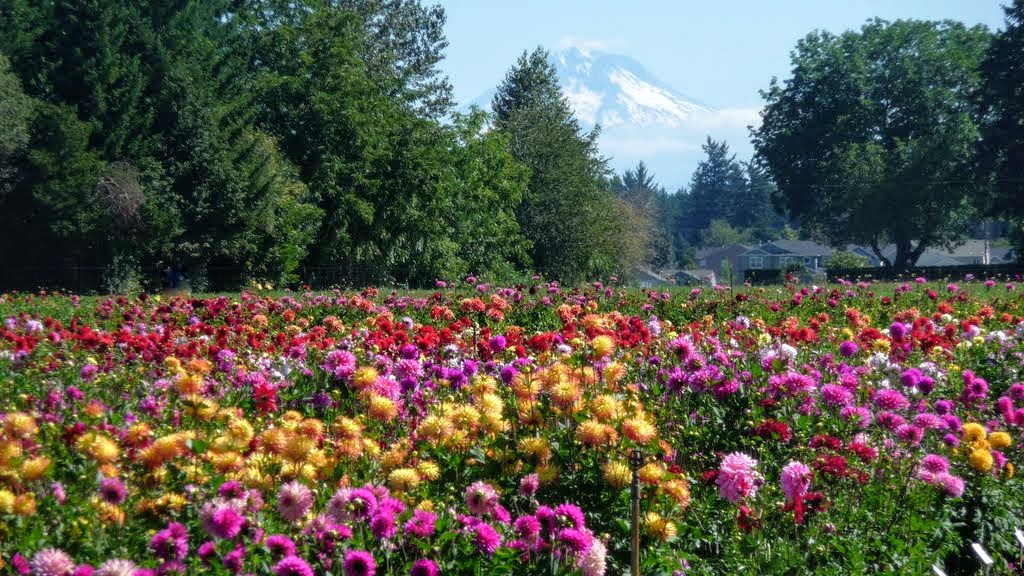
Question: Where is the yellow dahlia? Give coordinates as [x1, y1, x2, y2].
[20, 456, 50, 482]
[969, 449, 994, 472]
[661, 479, 692, 511]
[13, 493, 36, 516]
[603, 460, 631, 489]
[0, 489, 14, 514]
[416, 461, 440, 481]
[2, 412, 37, 439]
[638, 462, 666, 486]
[388, 468, 422, 493]
[963, 423, 987, 442]
[591, 335, 616, 359]
[989, 431, 1012, 450]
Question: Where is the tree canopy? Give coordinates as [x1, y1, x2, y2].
[492, 48, 647, 283]
[977, 0, 1024, 227]
[753, 19, 991, 268]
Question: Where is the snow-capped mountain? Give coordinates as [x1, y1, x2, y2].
[553, 46, 712, 130]
[472, 46, 759, 189]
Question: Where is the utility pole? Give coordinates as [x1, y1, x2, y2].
[630, 448, 644, 576]
[983, 219, 991, 265]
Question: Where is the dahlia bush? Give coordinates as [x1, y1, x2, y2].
[1, 276, 1023, 574]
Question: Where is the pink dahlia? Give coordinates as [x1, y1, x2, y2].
[716, 452, 763, 503]
[578, 538, 607, 576]
[343, 550, 376, 576]
[409, 559, 440, 576]
[465, 481, 498, 516]
[472, 522, 502, 555]
[874, 389, 910, 411]
[936, 473, 966, 497]
[780, 461, 812, 502]
[30, 548, 75, 576]
[278, 481, 313, 523]
[273, 556, 314, 576]
[920, 454, 950, 474]
[94, 559, 137, 576]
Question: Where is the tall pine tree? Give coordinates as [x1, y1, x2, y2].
[492, 48, 645, 281]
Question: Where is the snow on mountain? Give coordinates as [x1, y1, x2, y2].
[555, 47, 712, 130]
[471, 46, 759, 188]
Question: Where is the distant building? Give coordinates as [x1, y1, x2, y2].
[696, 244, 752, 284]
[879, 240, 1016, 266]
[739, 240, 834, 273]
[841, 245, 884, 267]
[674, 269, 716, 287]
[632, 267, 671, 288]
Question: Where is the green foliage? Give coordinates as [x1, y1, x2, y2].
[700, 219, 752, 247]
[339, 0, 455, 118]
[977, 1, 1024, 256]
[7, 102, 106, 265]
[0, 0, 543, 290]
[615, 161, 674, 269]
[428, 109, 532, 280]
[677, 138, 783, 247]
[753, 19, 991, 268]
[492, 47, 644, 282]
[827, 251, 871, 269]
[0, 52, 34, 194]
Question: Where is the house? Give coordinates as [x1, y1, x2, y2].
[696, 244, 753, 284]
[632, 267, 671, 288]
[674, 269, 716, 287]
[879, 240, 1016, 266]
[842, 245, 884, 267]
[740, 240, 834, 272]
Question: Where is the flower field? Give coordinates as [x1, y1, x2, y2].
[1, 278, 1024, 575]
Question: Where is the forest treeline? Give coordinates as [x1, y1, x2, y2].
[0, 1, 651, 290]
[1, 1, 1023, 289]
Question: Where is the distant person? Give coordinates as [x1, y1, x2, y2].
[162, 266, 177, 290]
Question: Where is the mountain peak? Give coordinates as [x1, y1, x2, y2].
[470, 47, 756, 188]
[551, 47, 712, 129]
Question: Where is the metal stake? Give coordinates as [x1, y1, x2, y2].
[630, 448, 644, 576]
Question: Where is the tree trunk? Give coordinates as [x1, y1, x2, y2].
[893, 240, 927, 269]
[893, 239, 913, 269]
[870, 237, 892, 267]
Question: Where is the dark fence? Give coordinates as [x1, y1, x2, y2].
[826, 263, 1024, 283]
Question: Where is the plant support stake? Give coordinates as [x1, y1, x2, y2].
[630, 448, 644, 576]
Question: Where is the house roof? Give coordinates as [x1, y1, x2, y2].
[695, 244, 753, 259]
[741, 240, 833, 257]
[880, 240, 1015, 263]
[767, 239, 834, 256]
[914, 252, 963, 266]
[632, 266, 669, 283]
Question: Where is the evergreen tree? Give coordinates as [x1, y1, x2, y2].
[492, 47, 642, 281]
[678, 138, 747, 245]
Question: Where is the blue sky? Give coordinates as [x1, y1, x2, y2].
[437, 0, 1009, 186]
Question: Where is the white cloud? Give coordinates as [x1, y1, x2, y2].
[687, 107, 763, 131]
[600, 109, 624, 128]
[563, 78, 603, 125]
